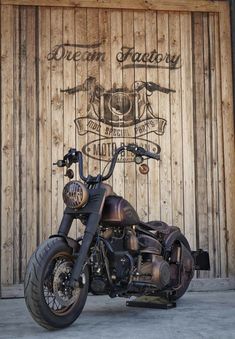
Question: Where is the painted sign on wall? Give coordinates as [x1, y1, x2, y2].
[48, 40, 180, 161]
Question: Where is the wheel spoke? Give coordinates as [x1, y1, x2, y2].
[43, 254, 81, 315]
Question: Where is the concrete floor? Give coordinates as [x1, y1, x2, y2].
[0, 292, 235, 339]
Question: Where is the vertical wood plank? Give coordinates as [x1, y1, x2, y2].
[180, 12, 196, 249]
[39, 7, 52, 241]
[0, 2, 1, 292]
[214, 13, 227, 278]
[26, 6, 38, 260]
[169, 11, 183, 230]
[19, 6, 28, 279]
[13, 5, 20, 283]
[206, 13, 220, 278]
[110, 10, 124, 196]
[134, 10, 148, 221]
[75, 7, 87, 156]
[157, 12, 172, 225]
[204, 12, 215, 278]
[87, 8, 100, 177]
[75, 8, 87, 235]
[1, 4, 14, 285]
[122, 10, 137, 210]
[192, 12, 209, 277]
[219, 6, 235, 277]
[63, 8, 75, 161]
[51, 8, 64, 234]
[63, 8, 77, 239]
[0, 0, 1, 296]
[99, 9, 112, 186]
[145, 11, 160, 222]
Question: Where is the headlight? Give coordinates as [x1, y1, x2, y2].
[63, 180, 89, 209]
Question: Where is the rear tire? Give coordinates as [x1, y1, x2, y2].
[170, 236, 194, 301]
[24, 237, 89, 330]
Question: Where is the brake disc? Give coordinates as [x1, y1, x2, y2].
[53, 261, 81, 307]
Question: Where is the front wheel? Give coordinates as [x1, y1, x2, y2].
[24, 237, 89, 330]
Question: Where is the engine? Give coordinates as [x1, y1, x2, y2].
[124, 228, 170, 289]
[133, 253, 170, 289]
[91, 227, 171, 293]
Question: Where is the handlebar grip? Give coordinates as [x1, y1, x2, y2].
[126, 143, 161, 160]
[146, 151, 160, 160]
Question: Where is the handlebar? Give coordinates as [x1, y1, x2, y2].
[126, 144, 161, 161]
[54, 144, 161, 183]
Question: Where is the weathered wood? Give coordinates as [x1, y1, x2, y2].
[63, 8, 77, 239]
[206, 13, 216, 279]
[39, 7, 52, 241]
[214, 13, 227, 278]
[219, 6, 235, 277]
[122, 10, 136, 210]
[180, 12, 196, 249]
[74, 8, 88, 236]
[145, 10, 160, 222]
[51, 8, 64, 234]
[0, 2, 1, 295]
[1, 3, 235, 294]
[169, 12, 183, 230]
[13, 5, 20, 283]
[26, 6, 38, 260]
[86, 8, 100, 178]
[157, 12, 172, 225]
[99, 8, 113, 187]
[1, 4, 14, 285]
[207, 13, 219, 279]
[110, 10, 124, 197]
[19, 6, 28, 279]
[192, 12, 209, 278]
[0, 0, 228, 13]
[1, 284, 24, 299]
[75, 6, 88, 160]
[134, 10, 148, 221]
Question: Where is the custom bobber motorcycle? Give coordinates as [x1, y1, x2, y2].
[24, 143, 210, 330]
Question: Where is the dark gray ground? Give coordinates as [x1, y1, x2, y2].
[0, 291, 235, 339]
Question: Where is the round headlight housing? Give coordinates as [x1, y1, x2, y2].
[63, 180, 89, 209]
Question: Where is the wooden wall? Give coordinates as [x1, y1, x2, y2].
[1, 0, 235, 296]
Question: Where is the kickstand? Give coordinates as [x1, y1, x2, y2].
[126, 295, 176, 309]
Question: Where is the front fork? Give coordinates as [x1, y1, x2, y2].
[57, 211, 101, 287]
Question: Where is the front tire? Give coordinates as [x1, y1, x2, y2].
[24, 237, 89, 330]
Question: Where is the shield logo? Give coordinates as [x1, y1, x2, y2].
[100, 89, 140, 127]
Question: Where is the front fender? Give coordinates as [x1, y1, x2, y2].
[49, 234, 80, 254]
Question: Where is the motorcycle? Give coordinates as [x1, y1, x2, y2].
[24, 143, 210, 330]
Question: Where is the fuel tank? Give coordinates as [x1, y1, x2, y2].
[101, 196, 140, 227]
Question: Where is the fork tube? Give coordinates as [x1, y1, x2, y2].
[58, 213, 74, 236]
[69, 213, 100, 287]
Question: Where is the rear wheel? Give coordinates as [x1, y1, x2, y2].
[170, 236, 194, 300]
[24, 237, 89, 330]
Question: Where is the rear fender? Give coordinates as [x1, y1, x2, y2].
[164, 228, 191, 252]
